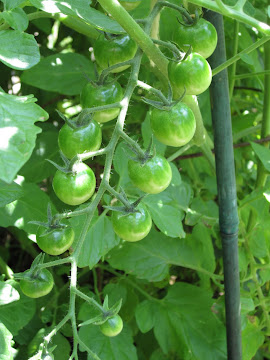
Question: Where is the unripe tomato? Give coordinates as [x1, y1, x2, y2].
[93, 34, 137, 73]
[173, 18, 217, 59]
[168, 53, 212, 96]
[36, 226, 75, 256]
[112, 203, 152, 242]
[58, 120, 102, 159]
[150, 102, 196, 147]
[128, 155, 172, 194]
[20, 269, 54, 298]
[119, 0, 141, 11]
[80, 82, 123, 123]
[53, 162, 96, 206]
[100, 315, 123, 337]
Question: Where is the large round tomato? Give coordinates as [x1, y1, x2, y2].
[36, 226, 75, 256]
[111, 203, 152, 242]
[173, 18, 217, 59]
[58, 120, 102, 159]
[128, 155, 172, 194]
[100, 315, 123, 337]
[168, 53, 212, 96]
[150, 102, 196, 147]
[93, 34, 137, 73]
[80, 82, 123, 123]
[53, 162, 96, 206]
[20, 269, 54, 298]
[119, 0, 141, 11]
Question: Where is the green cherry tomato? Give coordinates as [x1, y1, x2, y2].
[93, 34, 137, 73]
[36, 226, 75, 256]
[168, 53, 212, 96]
[128, 155, 172, 194]
[100, 315, 123, 337]
[53, 162, 96, 206]
[20, 269, 54, 298]
[112, 203, 152, 242]
[80, 82, 123, 123]
[150, 102, 196, 147]
[58, 120, 102, 159]
[173, 18, 217, 59]
[119, 0, 141, 11]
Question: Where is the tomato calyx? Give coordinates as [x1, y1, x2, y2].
[30, 203, 69, 230]
[13, 253, 46, 281]
[47, 149, 84, 176]
[79, 294, 123, 328]
[104, 187, 145, 216]
[57, 109, 96, 130]
[176, 7, 201, 27]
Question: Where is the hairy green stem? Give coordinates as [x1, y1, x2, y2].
[39, 257, 71, 269]
[167, 142, 193, 162]
[137, 80, 170, 105]
[234, 70, 270, 80]
[97, 0, 168, 77]
[213, 36, 270, 76]
[74, 288, 105, 313]
[187, 0, 270, 34]
[233, 124, 261, 142]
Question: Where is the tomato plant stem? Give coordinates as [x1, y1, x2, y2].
[213, 36, 270, 76]
[234, 70, 270, 79]
[97, 0, 168, 78]
[187, 0, 270, 34]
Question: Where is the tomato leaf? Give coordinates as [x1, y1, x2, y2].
[0, 91, 48, 183]
[251, 142, 270, 172]
[71, 214, 120, 268]
[0, 180, 23, 207]
[30, 0, 124, 34]
[0, 322, 15, 360]
[242, 321, 265, 360]
[135, 283, 227, 359]
[1, 8, 29, 31]
[0, 282, 20, 305]
[108, 225, 215, 282]
[21, 53, 95, 95]
[0, 182, 56, 234]
[78, 323, 137, 360]
[0, 30, 40, 70]
[0, 281, 36, 336]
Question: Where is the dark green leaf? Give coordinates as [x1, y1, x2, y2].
[1, 8, 28, 31]
[0, 90, 48, 183]
[21, 53, 95, 95]
[0, 322, 14, 360]
[0, 281, 35, 336]
[0, 180, 23, 207]
[79, 323, 137, 360]
[19, 125, 61, 183]
[71, 213, 120, 268]
[0, 30, 40, 70]
[30, 0, 124, 34]
[251, 142, 270, 172]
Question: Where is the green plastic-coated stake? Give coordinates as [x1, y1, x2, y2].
[205, 11, 242, 360]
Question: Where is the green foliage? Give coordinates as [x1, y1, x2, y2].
[0, 0, 269, 359]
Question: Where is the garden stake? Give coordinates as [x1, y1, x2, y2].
[205, 11, 242, 360]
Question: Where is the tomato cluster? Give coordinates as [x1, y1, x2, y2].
[20, 13, 217, 310]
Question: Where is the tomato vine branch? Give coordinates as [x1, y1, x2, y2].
[187, 0, 270, 35]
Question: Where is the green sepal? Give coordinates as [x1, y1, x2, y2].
[56, 110, 77, 129]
